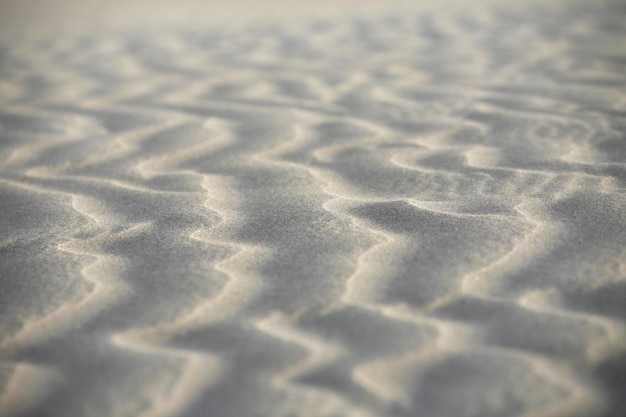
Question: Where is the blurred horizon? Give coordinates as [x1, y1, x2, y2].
[0, 0, 595, 39]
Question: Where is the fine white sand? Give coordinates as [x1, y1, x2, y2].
[1, 1, 626, 416]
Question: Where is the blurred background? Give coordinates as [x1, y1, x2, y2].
[0, 0, 559, 38]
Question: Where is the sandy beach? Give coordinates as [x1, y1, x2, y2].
[1, 0, 626, 416]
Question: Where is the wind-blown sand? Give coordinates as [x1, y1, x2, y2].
[1, 0, 626, 416]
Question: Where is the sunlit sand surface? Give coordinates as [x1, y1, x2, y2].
[1, 0, 626, 416]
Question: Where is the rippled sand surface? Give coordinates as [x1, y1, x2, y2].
[1, 1, 626, 416]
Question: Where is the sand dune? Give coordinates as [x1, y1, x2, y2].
[1, 0, 626, 416]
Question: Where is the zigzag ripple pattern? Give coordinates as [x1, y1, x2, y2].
[1, 3, 626, 417]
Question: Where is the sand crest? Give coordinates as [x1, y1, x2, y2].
[1, 0, 626, 416]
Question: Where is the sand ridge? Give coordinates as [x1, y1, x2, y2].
[1, 1, 626, 416]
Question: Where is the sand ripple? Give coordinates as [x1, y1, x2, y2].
[1, 1, 626, 416]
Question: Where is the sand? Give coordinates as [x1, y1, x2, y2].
[1, 0, 626, 416]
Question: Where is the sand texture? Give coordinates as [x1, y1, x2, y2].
[1, 1, 626, 416]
